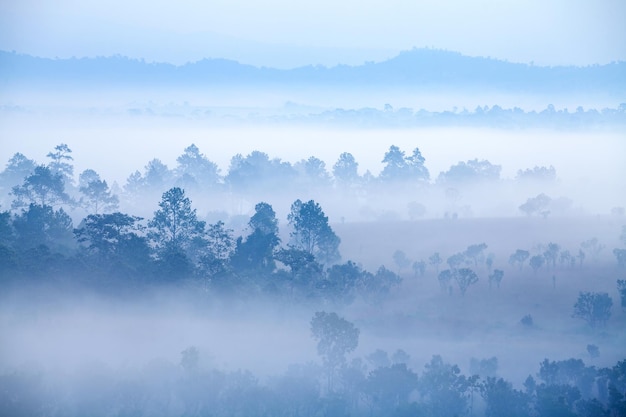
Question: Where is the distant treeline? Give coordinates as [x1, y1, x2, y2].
[2, 48, 625, 93]
[235, 103, 626, 129]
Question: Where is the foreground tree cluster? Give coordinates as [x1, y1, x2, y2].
[2, 311, 625, 417]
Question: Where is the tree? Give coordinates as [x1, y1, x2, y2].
[481, 377, 531, 417]
[248, 202, 279, 236]
[74, 212, 150, 277]
[365, 364, 418, 413]
[143, 158, 172, 191]
[310, 311, 359, 392]
[572, 292, 613, 328]
[78, 170, 119, 214]
[11, 165, 72, 208]
[275, 247, 324, 295]
[295, 156, 332, 188]
[232, 203, 281, 275]
[438, 159, 501, 184]
[226, 151, 295, 192]
[516, 165, 556, 182]
[519, 193, 552, 217]
[74, 212, 144, 259]
[379, 145, 406, 180]
[581, 238, 605, 262]
[319, 261, 361, 303]
[46, 143, 74, 186]
[447, 252, 465, 270]
[392, 250, 411, 273]
[412, 260, 426, 277]
[406, 147, 430, 181]
[486, 252, 495, 272]
[332, 152, 360, 184]
[489, 269, 504, 289]
[13, 204, 73, 252]
[288, 199, 340, 265]
[529, 254, 545, 274]
[199, 221, 235, 277]
[358, 265, 401, 303]
[175, 144, 220, 189]
[455, 268, 479, 296]
[618, 280, 626, 309]
[465, 243, 488, 267]
[418, 355, 475, 417]
[148, 187, 205, 257]
[543, 243, 560, 269]
[0, 152, 36, 189]
[429, 252, 443, 274]
[438, 269, 455, 292]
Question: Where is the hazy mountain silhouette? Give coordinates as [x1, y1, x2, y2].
[1, 48, 624, 93]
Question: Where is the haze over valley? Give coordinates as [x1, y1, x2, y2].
[1, 2, 625, 416]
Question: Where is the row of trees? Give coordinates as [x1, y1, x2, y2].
[309, 311, 626, 416]
[2, 310, 625, 417]
[0, 182, 407, 304]
[0, 143, 566, 212]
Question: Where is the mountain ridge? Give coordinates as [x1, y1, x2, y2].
[1, 48, 625, 93]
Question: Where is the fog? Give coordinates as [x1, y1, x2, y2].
[1, 65, 626, 417]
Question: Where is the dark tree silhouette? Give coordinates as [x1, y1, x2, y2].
[199, 221, 235, 277]
[232, 202, 280, 274]
[46, 143, 74, 186]
[572, 292, 613, 328]
[74, 212, 150, 278]
[455, 268, 479, 296]
[13, 204, 73, 252]
[288, 199, 340, 265]
[148, 187, 205, 257]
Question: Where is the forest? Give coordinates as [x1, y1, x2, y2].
[0, 141, 625, 416]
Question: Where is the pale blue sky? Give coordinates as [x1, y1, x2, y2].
[1, 0, 624, 67]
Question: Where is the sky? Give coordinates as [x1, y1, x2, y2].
[0, 0, 625, 68]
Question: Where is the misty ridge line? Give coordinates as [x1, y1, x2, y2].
[2, 48, 625, 93]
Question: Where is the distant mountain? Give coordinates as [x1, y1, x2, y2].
[1, 48, 624, 93]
